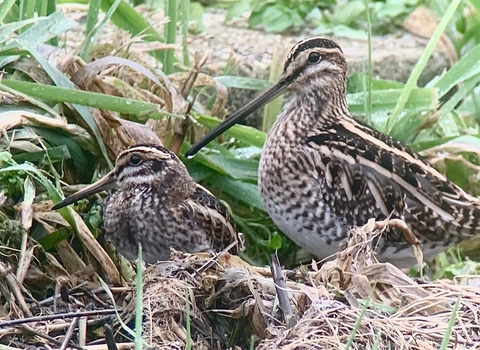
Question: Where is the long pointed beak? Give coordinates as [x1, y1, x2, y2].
[53, 171, 117, 210]
[185, 75, 289, 157]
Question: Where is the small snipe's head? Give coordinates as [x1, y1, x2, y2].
[114, 144, 187, 189]
[185, 37, 347, 158]
[53, 144, 188, 210]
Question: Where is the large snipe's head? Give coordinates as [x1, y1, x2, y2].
[282, 37, 346, 94]
[53, 144, 189, 210]
[185, 37, 346, 157]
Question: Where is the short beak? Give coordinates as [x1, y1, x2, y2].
[53, 171, 117, 210]
[185, 75, 289, 157]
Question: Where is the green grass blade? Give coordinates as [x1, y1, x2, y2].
[0, 0, 16, 22]
[98, 276, 137, 340]
[12, 145, 71, 164]
[80, 0, 122, 61]
[214, 76, 271, 90]
[348, 88, 438, 115]
[0, 18, 49, 46]
[364, 0, 372, 125]
[1, 11, 75, 49]
[86, 0, 101, 35]
[439, 74, 480, 115]
[386, 0, 462, 134]
[433, 42, 480, 97]
[134, 245, 143, 350]
[2, 79, 175, 120]
[45, 0, 59, 47]
[262, 40, 284, 132]
[344, 296, 370, 350]
[185, 286, 192, 350]
[372, 329, 382, 350]
[439, 295, 461, 350]
[0, 83, 63, 118]
[46, 0, 56, 16]
[36, 0, 47, 17]
[180, 0, 190, 67]
[18, 0, 35, 23]
[163, 0, 178, 74]
[186, 154, 258, 181]
[193, 114, 266, 148]
[208, 174, 265, 211]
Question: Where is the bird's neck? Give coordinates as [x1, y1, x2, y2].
[274, 84, 350, 140]
[123, 173, 197, 205]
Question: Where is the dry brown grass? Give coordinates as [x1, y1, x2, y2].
[2, 209, 480, 349]
[123, 221, 480, 349]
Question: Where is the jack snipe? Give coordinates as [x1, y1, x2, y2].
[186, 37, 480, 266]
[54, 144, 242, 263]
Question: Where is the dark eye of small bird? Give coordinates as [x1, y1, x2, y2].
[129, 155, 142, 166]
[308, 52, 321, 64]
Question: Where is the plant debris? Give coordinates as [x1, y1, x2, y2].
[2, 219, 480, 349]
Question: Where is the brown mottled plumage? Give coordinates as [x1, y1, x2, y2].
[54, 144, 242, 263]
[186, 37, 480, 266]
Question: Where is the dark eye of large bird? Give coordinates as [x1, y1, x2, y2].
[308, 51, 321, 64]
[129, 155, 142, 166]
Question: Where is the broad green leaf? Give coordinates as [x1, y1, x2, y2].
[390, 109, 431, 142]
[2, 11, 75, 50]
[39, 227, 73, 251]
[2, 80, 174, 121]
[262, 5, 293, 33]
[226, 0, 253, 22]
[347, 88, 438, 114]
[208, 174, 264, 211]
[331, 0, 365, 25]
[0, 16, 65, 47]
[214, 76, 271, 90]
[0, 0, 16, 23]
[433, 42, 480, 97]
[12, 145, 71, 164]
[348, 74, 405, 93]
[193, 114, 266, 149]
[199, 155, 258, 181]
[439, 73, 480, 115]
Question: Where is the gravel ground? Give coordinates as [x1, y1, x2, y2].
[60, 5, 449, 127]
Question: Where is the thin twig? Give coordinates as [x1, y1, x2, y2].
[0, 309, 121, 327]
[196, 240, 239, 275]
[59, 316, 79, 350]
[0, 261, 32, 317]
[78, 316, 88, 346]
[104, 323, 119, 350]
[20, 324, 84, 350]
[38, 286, 130, 306]
[270, 253, 296, 328]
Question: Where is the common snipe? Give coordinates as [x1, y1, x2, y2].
[54, 144, 242, 263]
[186, 37, 480, 266]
